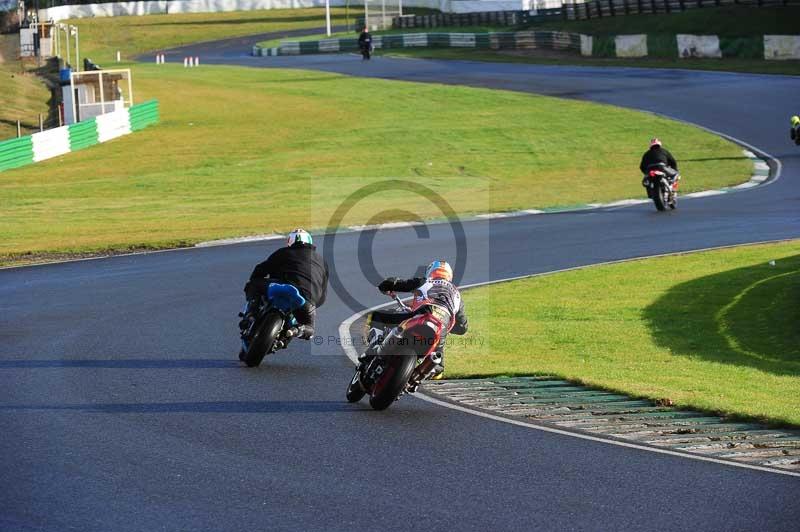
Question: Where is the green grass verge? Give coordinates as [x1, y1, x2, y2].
[0, 62, 752, 264]
[65, 7, 364, 64]
[447, 241, 800, 427]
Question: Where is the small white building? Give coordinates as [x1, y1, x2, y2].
[62, 69, 133, 124]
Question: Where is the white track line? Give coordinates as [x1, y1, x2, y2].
[338, 238, 800, 479]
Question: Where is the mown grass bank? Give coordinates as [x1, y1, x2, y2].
[0, 62, 751, 264]
[0, 34, 53, 140]
[447, 241, 800, 427]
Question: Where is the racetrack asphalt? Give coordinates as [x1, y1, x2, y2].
[2, 43, 799, 531]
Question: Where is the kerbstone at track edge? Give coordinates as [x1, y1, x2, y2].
[425, 377, 800, 473]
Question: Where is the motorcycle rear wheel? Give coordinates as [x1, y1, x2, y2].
[244, 312, 284, 368]
[369, 354, 417, 411]
[653, 184, 668, 211]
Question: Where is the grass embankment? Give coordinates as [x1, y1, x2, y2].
[0, 34, 53, 139]
[382, 7, 800, 75]
[447, 241, 800, 427]
[0, 63, 751, 264]
[65, 7, 364, 64]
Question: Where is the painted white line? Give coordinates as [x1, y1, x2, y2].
[685, 190, 726, 198]
[733, 181, 759, 189]
[601, 199, 650, 208]
[475, 211, 530, 219]
[195, 234, 283, 247]
[412, 392, 800, 478]
[742, 149, 755, 158]
[338, 238, 800, 478]
[754, 161, 770, 171]
[751, 174, 769, 183]
[348, 221, 424, 231]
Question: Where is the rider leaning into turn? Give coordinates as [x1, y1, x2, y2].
[240, 229, 329, 341]
[362, 260, 468, 381]
[639, 137, 679, 181]
[790, 115, 800, 145]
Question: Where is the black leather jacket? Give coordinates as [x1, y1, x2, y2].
[250, 243, 329, 307]
[640, 146, 678, 174]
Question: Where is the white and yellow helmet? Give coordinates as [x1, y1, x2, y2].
[287, 229, 313, 247]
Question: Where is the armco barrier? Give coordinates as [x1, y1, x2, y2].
[0, 100, 159, 174]
[254, 31, 585, 56]
[254, 31, 798, 60]
[0, 137, 34, 173]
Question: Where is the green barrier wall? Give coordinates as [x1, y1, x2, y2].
[0, 136, 34, 172]
[720, 36, 764, 59]
[0, 100, 159, 174]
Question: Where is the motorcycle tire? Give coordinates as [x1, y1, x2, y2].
[369, 353, 417, 411]
[346, 367, 366, 403]
[244, 311, 284, 368]
[653, 184, 668, 212]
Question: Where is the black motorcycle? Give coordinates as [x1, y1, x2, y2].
[642, 164, 679, 211]
[359, 39, 372, 60]
[239, 283, 305, 367]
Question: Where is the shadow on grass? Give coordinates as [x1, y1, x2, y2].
[681, 156, 751, 162]
[644, 254, 800, 377]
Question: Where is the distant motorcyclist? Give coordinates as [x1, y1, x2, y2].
[358, 27, 373, 60]
[640, 137, 679, 182]
[239, 229, 328, 343]
[790, 115, 800, 145]
[361, 260, 468, 381]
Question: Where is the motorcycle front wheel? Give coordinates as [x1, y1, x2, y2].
[346, 367, 366, 403]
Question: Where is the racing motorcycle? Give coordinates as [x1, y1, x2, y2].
[642, 164, 679, 211]
[346, 294, 445, 410]
[359, 39, 373, 60]
[238, 283, 305, 367]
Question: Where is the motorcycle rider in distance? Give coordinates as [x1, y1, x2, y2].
[640, 137, 680, 184]
[360, 260, 468, 386]
[358, 26, 373, 60]
[790, 115, 800, 145]
[239, 229, 329, 345]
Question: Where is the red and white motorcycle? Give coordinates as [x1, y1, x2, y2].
[346, 294, 445, 410]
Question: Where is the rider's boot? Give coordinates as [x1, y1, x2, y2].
[238, 299, 258, 332]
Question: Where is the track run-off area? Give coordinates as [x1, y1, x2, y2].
[2, 38, 800, 531]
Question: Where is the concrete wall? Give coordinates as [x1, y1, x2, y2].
[39, 0, 530, 22]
